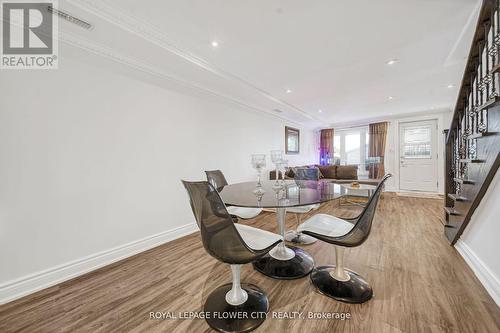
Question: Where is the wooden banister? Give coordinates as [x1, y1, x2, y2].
[444, 0, 500, 244]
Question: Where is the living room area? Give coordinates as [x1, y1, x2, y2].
[268, 106, 451, 200]
[1, 1, 499, 332]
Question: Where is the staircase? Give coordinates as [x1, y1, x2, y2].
[444, 0, 500, 244]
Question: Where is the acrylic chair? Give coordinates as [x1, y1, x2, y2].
[182, 180, 282, 332]
[284, 167, 321, 245]
[297, 174, 391, 303]
[206, 170, 263, 220]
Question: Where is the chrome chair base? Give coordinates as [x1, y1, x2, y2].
[310, 265, 373, 304]
[284, 230, 317, 245]
[204, 283, 268, 333]
[253, 246, 314, 280]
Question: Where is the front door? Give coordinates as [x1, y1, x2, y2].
[399, 120, 438, 192]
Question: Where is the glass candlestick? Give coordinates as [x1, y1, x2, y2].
[270, 150, 284, 189]
[251, 154, 266, 195]
[277, 160, 288, 186]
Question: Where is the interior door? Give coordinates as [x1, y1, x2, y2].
[399, 120, 438, 192]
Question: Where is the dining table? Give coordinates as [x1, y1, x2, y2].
[219, 179, 345, 279]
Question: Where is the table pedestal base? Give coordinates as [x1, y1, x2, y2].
[269, 242, 295, 260]
[204, 283, 269, 332]
[253, 246, 314, 280]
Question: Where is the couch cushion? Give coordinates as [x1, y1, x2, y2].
[316, 167, 325, 179]
[308, 166, 324, 179]
[317, 165, 336, 179]
[336, 165, 358, 179]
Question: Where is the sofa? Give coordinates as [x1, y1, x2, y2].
[269, 164, 380, 186]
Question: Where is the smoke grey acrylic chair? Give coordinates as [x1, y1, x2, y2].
[206, 170, 263, 220]
[297, 174, 391, 303]
[284, 167, 321, 245]
[182, 180, 282, 332]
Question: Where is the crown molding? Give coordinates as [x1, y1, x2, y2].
[64, 0, 324, 125]
[58, 30, 317, 128]
[329, 108, 452, 129]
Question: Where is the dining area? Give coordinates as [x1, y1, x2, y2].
[4, 1, 500, 331]
[182, 150, 390, 332]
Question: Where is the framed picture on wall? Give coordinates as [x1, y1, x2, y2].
[285, 126, 300, 154]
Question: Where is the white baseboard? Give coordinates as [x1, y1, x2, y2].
[455, 239, 500, 306]
[0, 223, 198, 305]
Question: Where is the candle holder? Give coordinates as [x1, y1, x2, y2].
[277, 160, 288, 187]
[270, 150, 284, 190]
[251, 154, 266, 195]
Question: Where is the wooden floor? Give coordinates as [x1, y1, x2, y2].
[1, 195, 499, 333]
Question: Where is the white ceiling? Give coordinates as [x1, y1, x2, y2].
[60, 0, 480, 127]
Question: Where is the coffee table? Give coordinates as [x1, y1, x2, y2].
[339, 183, 376, 207]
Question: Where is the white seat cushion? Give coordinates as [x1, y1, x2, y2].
[297, 213, 354, 238]
[287, 203, 320, 214]
[227, 206, 263, 219]
[235, 224, 283, 250]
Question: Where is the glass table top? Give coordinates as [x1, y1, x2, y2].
[219, 180, 344, 209]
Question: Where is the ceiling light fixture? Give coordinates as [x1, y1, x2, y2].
[286, 89, 292, 94]
[318, 109, 323, 113]
[386, 59, 398, 65]
[447, 84, 455, 88]
[211, 41, 219, 47]
[388, 96, 394, 100]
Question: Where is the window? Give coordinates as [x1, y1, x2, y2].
[333, 126, 369, 178]
[333, 135, 341, 162]
[345, 133, 361, 165]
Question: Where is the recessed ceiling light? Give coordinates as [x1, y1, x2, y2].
[447, 84, 455, 88]
[388, 96, 394, 100]
[318, 109, 323, 113]
[386, 59, 399, 65]
[286, 89, 292, 94]
[211, 40, 219, 47]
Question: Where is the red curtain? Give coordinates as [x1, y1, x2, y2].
[368, 122, 388, 179]
[319, 129, 334, 165]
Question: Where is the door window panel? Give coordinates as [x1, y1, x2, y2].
[403, 126, 431, 159]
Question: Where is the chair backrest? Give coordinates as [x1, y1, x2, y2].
[182, 180, 259, 264]
[340, 174, 391, 246]
[294, 167, 320, 181]
[205, 170, 228, 191]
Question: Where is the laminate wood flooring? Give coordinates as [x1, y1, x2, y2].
[1, 195, 499, 332]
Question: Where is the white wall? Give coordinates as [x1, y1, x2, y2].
[0, 59, 317, 303]
[456, 170, 500, 306]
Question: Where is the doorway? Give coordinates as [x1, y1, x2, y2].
[399, 120, 438, 192]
